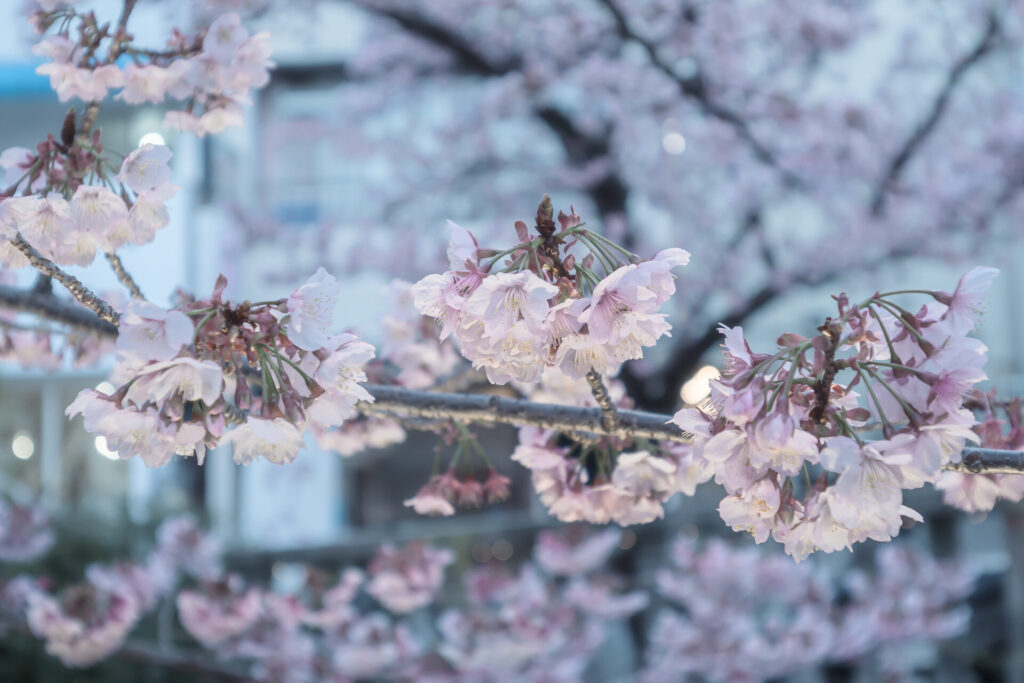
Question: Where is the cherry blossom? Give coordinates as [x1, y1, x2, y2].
[222, 417, 306, 466]
[115, 300, 194, 362]
[669, 268, 998, 560]
[415, 198, 689, 384]
[285, 267, 340, 351]
[0, 498, 54, 563]
[365, 541, 455, 613]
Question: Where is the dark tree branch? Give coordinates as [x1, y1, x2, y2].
[350, 1, 520, 76]
[595, 0, 805, 188]
[361, 383, 683, 443]
[10, 234, 120, 325]
[0, 290, 1018, 472]
[869, 12, 1001, 215]
[352, 3, 637, 247]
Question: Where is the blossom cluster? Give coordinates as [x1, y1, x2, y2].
[0, 140, 178, 268]
[173, 539, 451, 680]
[413, 197, 689, 384]
[670, 267, 998, 560]
[364, 541, 455, 613]
[9, 516, 219, 667]
[403, 465, 512, 517]
[513, 425, 706, 526]
[33, 8, 272, 136]
[67, 268, 375, 468]
[937, 394, 1024, 513]
[643, 536, 975, 682]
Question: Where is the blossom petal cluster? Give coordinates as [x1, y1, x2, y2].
[413, 200, 689, 384]
[66, 269, 375, 469]
[17, 516, 217, 668]
[643, 536, 974, 682]
[0, 498, 54, 563]
[0, 143, 177, 268]
[33, 10, 272, 136]
[671, 267, 998, 560]
[365, 541, 455, 613]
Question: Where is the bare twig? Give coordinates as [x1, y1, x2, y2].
[104, 251, 145, 300]
[9, 234, 120, 325]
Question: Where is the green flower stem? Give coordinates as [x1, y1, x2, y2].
[855, 365, 892, 434]
[862, 364, 924, 425]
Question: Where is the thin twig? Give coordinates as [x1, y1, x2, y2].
[104, 251, 145, 300]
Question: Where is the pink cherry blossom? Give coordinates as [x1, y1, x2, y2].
[717, 476, 782, 543]
[462, 270, 558, 340]
[0, 499, 54, 563]
[286, 267, 340, 351]
[533, 528, 621, 576]
[177, 581, 263, 646]
[115, 300, 194, 362]
[934, 266, 999, 335]
[118, 143, 173, 193]
[117, 64, 172, 105]
[365, 541, 454, 614]
[124, 356, 224, 406]
[26, 582, 139, 668]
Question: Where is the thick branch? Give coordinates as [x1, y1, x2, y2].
[0, 283, 118, 337]
[10, 234, 120, 325]
[360, 383, 686, 443]
[359, 383, 1024, 473]
[949, 448, 1024, 475]
[870, 12, 1000, 215]
[0, 291, 1018, 473]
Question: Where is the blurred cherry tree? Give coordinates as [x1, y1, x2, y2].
[248, 0, 1024, 411]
